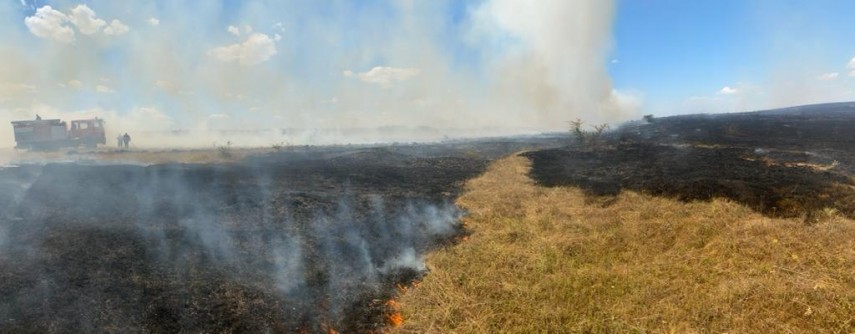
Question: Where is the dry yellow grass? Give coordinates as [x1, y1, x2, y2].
[396, 154, 855, 333]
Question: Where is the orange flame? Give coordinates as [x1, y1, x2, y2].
[387, 312, 404, 327]
[386, 299, 404, 327]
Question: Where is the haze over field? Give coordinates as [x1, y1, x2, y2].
[0, 0, 633, 148]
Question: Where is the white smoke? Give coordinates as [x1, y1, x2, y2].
[471, 0, 627, 127]
[0, 1, 626, 148]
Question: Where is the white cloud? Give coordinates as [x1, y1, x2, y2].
[226, 24, 253, 37]
[67, 80, 84, 89]
[850, 71, 855, 78]
[227, 25, 240, 36]
[718, 86, 739, 95]
[68, 4, 106, 35]
[342, 70, 355, 78]
[209, 33, 278, 66]
[816, 72, 839, 80]
[147, 17, 160, 26]
[24, 5, 75, 43]
[848, 57, 855, 69]
[103, 19, 130, 36]
[95, 84, 115, 93]
[345, 66, 421, 88]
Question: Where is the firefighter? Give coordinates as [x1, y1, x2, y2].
[122, 133, 131, 149]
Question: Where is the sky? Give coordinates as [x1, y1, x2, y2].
[1, 0, 854, 148]
[611, 0, 855, 115]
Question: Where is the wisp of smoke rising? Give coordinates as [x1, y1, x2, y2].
[0, 1, 628, 148]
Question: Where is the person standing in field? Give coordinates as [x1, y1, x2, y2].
[122, 133, 131, 149]
[117, 134, 123, 148]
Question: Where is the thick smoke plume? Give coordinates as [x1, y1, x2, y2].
[0, 0, 626, 148]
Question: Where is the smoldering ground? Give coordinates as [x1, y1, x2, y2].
[0, 146, 497, 333]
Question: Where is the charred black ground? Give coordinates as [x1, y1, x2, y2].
[526, 102, 855, 221]
[0, 139, 561, 334]
[2, 102, 854, 333]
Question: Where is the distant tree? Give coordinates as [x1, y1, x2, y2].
[569, 119, 585, 143]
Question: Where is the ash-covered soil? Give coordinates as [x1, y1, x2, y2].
[0, 138, 561, 334]
[526, 102, 855, 221]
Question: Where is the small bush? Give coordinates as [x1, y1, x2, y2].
[271, 142, 290, 152]
[217, 141, 233, 159]
[568, 119, 610, 148]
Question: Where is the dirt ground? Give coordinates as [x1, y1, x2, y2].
[0, 138, 562, 333]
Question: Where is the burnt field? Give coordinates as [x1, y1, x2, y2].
[0, 138, 560, 333]
[526, 102, 855, 221]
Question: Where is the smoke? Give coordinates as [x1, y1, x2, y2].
[0, 147, 480, 331]
[0, 0, 626, 148]
[471, 0, 625, 125]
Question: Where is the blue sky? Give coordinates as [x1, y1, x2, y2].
[611, 0, 855, 115]
[1, 1, 855, 147]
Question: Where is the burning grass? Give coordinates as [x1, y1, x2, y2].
[396, 155, 855, 333]
[0, 147, 491, 333]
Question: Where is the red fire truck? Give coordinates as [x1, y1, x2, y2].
[10, 118, 107, 150]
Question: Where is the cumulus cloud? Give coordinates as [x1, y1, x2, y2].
[67, 80, 84, 89]
[68, 4, 106, 35]
[103, 19, 130, 36]
[147, 18, 159, 26]
[345, 66, 421, 88]
[718, 86, 739, 95]
[227, 25, 240, 36]
[816, 72, 839, 80]
[209, 33, 278, 66]
[95, 84, 115, 93]
[24, 4, 128, 42]
[24, 5, 74, 43]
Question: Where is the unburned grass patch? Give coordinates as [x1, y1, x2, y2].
[396, 155, 855, 333]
